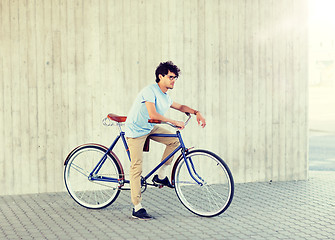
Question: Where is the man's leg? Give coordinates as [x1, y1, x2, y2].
[127, 135, 154, 220]
[149, 126, 180, 179]
[127, 135, 147, 207]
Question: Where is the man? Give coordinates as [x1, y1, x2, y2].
[125, 61, 206, 220]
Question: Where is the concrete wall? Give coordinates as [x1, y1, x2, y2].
[0, 0, 308, 195]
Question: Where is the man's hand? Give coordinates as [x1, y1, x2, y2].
[173, 121, 185, 130]
[196, 113, 206, 128]
[170, 102, 206, 128]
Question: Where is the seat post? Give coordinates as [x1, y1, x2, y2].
[117, 122, 123, 133]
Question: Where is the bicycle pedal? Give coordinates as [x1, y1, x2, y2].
[152, 182, 164, 188]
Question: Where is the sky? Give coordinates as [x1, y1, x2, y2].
[309, 0, 335, 38]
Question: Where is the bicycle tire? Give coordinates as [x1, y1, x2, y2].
[173, 149, 234, 217]
[64, 144, 122, 209]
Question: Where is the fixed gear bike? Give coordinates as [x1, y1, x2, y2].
[64, 113, 234, 217]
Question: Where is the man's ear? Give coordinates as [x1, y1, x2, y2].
[159, 74, 164, 81]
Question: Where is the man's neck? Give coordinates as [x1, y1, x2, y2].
[158, 82, 168, 93]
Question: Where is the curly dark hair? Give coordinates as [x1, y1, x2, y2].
[155, 61, 180, 83]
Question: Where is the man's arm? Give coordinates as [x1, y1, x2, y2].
[171, 102, 206, 128]
[145, 102, 185, 129]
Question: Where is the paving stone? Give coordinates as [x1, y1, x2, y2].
[0, 171, 334, 239]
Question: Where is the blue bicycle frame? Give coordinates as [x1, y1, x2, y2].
[88, 126, 203, 186]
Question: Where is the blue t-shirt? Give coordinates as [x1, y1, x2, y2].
[125, 83, 173, 138]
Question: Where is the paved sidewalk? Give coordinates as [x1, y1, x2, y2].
[0, 171, 334, 240]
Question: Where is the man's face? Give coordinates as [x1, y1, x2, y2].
[159, 70, 178, 90]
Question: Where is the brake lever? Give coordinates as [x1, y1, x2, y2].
[171, 112, 191, 128]
[184, 112, 191, 127]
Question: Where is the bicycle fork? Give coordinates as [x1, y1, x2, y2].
[177, 134, 204, 186]
[181, 151, 205, 186]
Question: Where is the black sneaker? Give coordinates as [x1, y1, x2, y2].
[132, 208, 153, 220]
[152, 175, 174, 188]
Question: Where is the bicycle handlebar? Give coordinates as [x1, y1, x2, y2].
[148, 112, 191, 129]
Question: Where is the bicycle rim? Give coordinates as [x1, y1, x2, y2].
[174, 150, 234, 217]
[64, 145, 121, 209]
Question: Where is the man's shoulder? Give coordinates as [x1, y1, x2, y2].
[144, 83, 157, 90]
[141, 83, 157, 94]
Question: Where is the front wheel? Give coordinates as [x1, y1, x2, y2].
[64, 144, 122, 209]
[174, 149, 234, 217]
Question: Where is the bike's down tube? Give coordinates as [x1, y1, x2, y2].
[144, 145, 182, 180]
[142, 132, 181, 180]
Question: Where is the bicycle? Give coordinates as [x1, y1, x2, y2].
[64, 112, 234, 217]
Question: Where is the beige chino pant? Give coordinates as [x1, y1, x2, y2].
[127, 125, 180, 206]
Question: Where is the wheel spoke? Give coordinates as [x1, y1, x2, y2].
[69, 163, 90, 177]
[203, 184, 221, 210]
[88, 179, 119, 190]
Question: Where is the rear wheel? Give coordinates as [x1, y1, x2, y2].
[64, 145, 121, 209]
[174, 149, 234, 217]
